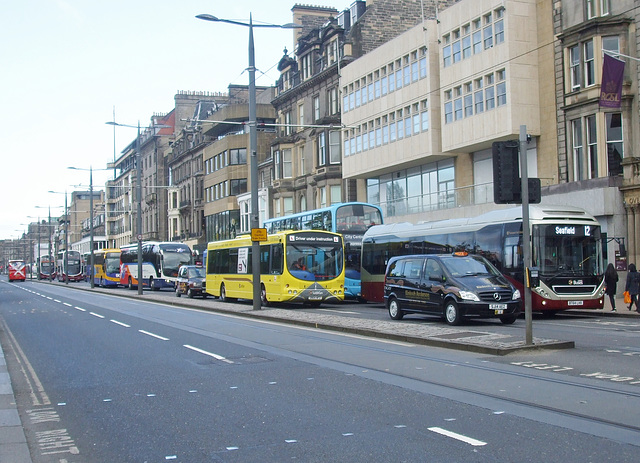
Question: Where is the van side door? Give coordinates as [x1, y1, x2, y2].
[400, 257, 428, 310]
[423, 258, 446, 313]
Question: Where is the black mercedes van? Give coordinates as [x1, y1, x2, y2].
[384, 252, 521, 325]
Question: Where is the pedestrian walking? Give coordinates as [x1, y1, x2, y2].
[604, 263, 618, 311]
[625, 263, 640, 312]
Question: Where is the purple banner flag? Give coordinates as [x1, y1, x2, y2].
[599, 53, 625, 108]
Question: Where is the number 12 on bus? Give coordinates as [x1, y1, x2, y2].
[206, 230, 345, 306]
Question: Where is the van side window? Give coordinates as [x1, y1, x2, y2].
[399, 259, 424, 279]
[425, 258, 443, 281]
[388, 261, 404, 278]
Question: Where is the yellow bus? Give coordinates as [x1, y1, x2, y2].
[91, 248, 121, 287]
[206, 230, 345, 306]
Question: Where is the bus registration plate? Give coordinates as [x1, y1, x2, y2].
[490, 304, 507, 314]
[568, 300, 583, 306]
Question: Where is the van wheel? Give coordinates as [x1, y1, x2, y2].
[187, 288, 194, 298]
[261, 284, 271, 307]
[175, 287, 181, 297]
[500, 315, 517, 324]
[388, 297, 404, 320]
[444, 300, 462, 325]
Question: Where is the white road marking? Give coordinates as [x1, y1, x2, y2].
[318, 309, 360, 314]
[110, 319, 130, 328]
[90, 312, 105, 319]
[428, 427, 487, 446]
[183, 344, 234, 364]
[139, 330, 169, 341]
[63, 302, 72, 307]
[74, 306, 86, 312]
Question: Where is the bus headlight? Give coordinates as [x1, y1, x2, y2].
[459, 291, 480, 302]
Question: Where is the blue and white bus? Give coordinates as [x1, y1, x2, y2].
[264, 202, 383, 301]
[120, 241, 193, 290]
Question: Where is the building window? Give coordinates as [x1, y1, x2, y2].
[452, 29, 461, 64]
[586, 115, 598, 179]
[569, 45, 581, 90]
[451, 86, 461, 118]
[483, 13, 493, 49]
[284, 111, 292, 136]
[587, 0, 610, 19]
[444, 90, 453, 124]
[300, 53, 312, 80]
[298, 103, 304, 129]
[329, 131, 341, 164]
[229, 148, 247, 165]
[472, 20, 482, 54]
[328, 87, 339, 115]
[443, 35, 451, 67]
[494, 8, 504, 44]
[572, 119, 585, 180]
[318, 132, 326, 165]
[474, 78, 484, 113]
[419, 47, 428, 77]
[584, 40, 595, 87]
[230, 179, 247, 196]
[282, 149, 292, 178]
[462, 25, 471, 59]
[284, 197, 293, 216]
[313, 96, 320, 122]
[421, 100, 429, 131]
[330, 185, 342, 205]
[606, 113, 623, 176]
[496, 70, 507, 106]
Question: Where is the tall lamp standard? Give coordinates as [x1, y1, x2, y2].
[196, 13, 301, 311]
[68, 165, 105, 289]
[48, 190, 69, 284]
[105, 120, 143, 295]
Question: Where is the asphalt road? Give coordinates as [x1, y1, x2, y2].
[1, 279, 639, 462]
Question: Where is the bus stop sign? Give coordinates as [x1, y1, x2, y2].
[251, 228, 267, 241]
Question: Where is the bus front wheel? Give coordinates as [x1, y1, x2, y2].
[220, 284, 228, 302]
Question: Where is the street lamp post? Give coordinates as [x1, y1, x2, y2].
[68, 165, 109, 289]
[48, 191, 69, 284]
[106, 121, 169, 295]
[196, 13, 301, 311]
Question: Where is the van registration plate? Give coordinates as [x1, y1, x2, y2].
[490, 304, 507, 314]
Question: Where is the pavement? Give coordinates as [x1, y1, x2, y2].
[1, 279, 638, 462]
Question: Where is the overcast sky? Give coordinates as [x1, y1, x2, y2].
[1, 0, 341, 241]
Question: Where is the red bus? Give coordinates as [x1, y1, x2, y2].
[56, 250, 84, 282]
[37, 255, 56, 280]
[8, 260, 27, 282]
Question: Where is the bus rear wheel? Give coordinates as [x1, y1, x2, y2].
[220, 284, 228, 302]
[128, 277, 134, 290]
[260, 284, 271, 307]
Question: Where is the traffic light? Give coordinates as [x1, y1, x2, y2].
[492, 140, 541, 204]
[492, 141, 520, 204]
